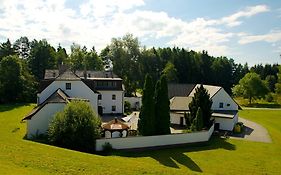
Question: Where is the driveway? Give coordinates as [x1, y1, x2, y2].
[229, 117, 272, 143]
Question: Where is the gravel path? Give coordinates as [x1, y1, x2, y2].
[230, 117, 272, 143]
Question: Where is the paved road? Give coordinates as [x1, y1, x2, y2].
[230, 117, 272, 143]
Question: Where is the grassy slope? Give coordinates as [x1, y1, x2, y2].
[0, 104, 281, 174]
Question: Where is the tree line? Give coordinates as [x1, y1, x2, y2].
[0, 34, 280, 103]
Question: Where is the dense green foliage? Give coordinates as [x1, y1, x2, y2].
[48, 100, 101, 153]
[29, 39, 57, 80]
[138, 75, 171, 136]
[276, 66, 281, 94]
[232, 72, 269, 104]
[154, 75, 171, 135]
[138, 75, 155, 136]
[191, 107, 204, 131]
[0, 39, 15, 60]
[69, 44, 103, 71]
[0, 55, 37, 103]
[0, 34, 280, 104]
[188, 85, 212, 129]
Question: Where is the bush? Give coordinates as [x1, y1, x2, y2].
[124, 100, 132, 115]
[101, 142, 113, 155]
[265, 93, 274, 102]
[233, 122, 244, 134]
[48, 100, 102, 153]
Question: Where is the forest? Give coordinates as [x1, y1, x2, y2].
[0, 34, 280, 104]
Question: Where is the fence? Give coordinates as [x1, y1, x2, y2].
[96, 124, 214, 151]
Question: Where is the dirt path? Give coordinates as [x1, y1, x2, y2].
[229, 117, 272, 143]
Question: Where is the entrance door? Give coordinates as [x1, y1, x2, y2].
[98, 106, 103, 116]
[215, 123, 220, 130]
[180, 117, 184, 126]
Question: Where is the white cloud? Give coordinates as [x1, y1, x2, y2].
[239, 30, 281, 44]
[221, 5, 269, 27]
[0, 1, 270, 57]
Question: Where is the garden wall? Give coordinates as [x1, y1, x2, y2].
[124, 97, 142, 110]
[96, 124, 214, 151]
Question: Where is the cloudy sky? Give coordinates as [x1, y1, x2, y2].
[0, 0, 280, 65]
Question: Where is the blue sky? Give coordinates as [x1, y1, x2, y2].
[0, 0, 281, 65]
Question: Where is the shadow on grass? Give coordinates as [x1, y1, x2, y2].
[113, 136, 235, 172]
[0, 103, 33, 112]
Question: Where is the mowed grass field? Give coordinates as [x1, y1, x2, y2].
[0, 104, 281, 174]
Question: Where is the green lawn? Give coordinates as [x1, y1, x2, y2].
[0, 104, 281, 174]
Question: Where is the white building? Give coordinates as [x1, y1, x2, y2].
[23, 67, 125, 138]
[169, 84, 241, 131]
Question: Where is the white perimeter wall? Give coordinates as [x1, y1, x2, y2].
[27, 103, 65, 138]
[124, 97, 142, 110]
[96, 124, 214, 151]
[38, 80, 98, 112]
[98, 90, 123, 114]
[214, 114, 238, 131]
[211, 89, 238, 111]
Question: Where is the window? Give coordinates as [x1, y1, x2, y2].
[112, 106, 116, 111]
[98, 94, 102, 100]
[227, 103, 230, 107]
[66, 83, 71, 90]
[219, 102, 223, 108]
[53, 72, 56, 77]
[88, 73, 91, 78]
[112, 94, 116, 100]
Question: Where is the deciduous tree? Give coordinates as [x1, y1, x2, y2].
[232, 72, 269, 104]
[48, 100, 101, 153]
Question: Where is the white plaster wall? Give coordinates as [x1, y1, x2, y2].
[38, 80, 98, 112]
[124, 97, 142, 110]
[98, 90, 124, 114]
[27, 103, 65, 138]
[96, 124, 214, 151]
[211, 89, 238, 111]
[214, 114, 238, 131]
[170, 112, 186, 125]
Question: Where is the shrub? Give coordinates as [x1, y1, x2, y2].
[124, 101, 132, 114]
[265, 93, 274, 102]
[233, 122, 244, 134]
[48, 100, 102, 153]
[101, 142, 113, 155]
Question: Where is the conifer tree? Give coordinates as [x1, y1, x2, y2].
[154, 75, 171, 135]
[189, 85, 212, 128]
[138, 74, 155, 136]
[195, 107, 203, 131]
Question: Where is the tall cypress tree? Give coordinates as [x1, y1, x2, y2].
[154, 75, 171, 135]
[189, 84, 212, 128]
[138, 74, 155, 136]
